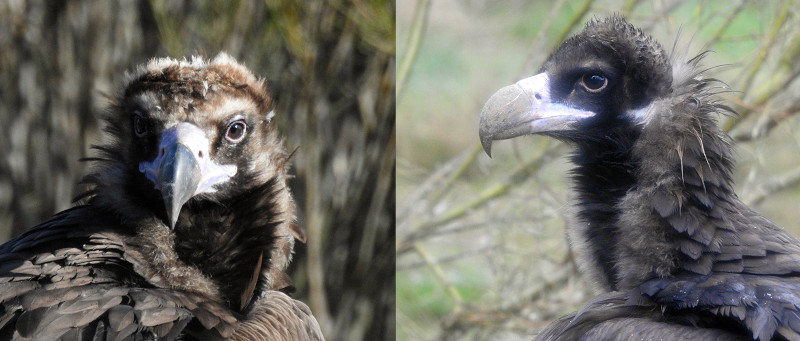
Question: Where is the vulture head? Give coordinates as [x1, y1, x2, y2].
[87, 53, 301, 307]
[478, 16, 741, 291]
[94, 53, 292, 228]
[480, 16, 673, 154]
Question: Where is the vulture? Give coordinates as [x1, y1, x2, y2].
[479, 16, 800, 341]
[0, 53, 323, 340]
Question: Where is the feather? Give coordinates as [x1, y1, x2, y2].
[241, 252, 264, 310]
[289, 223, 307, 243]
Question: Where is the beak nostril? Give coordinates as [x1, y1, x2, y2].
[198, 151, 203, 158]
[535, 93, 542, 100]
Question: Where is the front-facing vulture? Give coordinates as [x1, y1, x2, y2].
[480, 16, 800, 341]
[0, 53, 322, 340]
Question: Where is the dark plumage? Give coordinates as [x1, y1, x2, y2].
[0, 53, 322, 340]
[479, 16, 800, 340]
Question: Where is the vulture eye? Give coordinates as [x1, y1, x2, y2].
[133, 113, 148, 137]
[581, 74, 608, 93]
[225, 120, 247, 143]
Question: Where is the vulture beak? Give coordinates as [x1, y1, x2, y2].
[139, 123, 237, 228]
[478, 73, 595, 157]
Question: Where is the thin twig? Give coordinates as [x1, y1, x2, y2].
[397, 0, 432, 99]
[414, 243, 464, 310]
[397, 143, 567, 255]
[739, 1, 790, 96]
[551, 0, 595, 52]
[429, 145, 482, 205]
[707, 1, 746, 46]
[398, 244, 501, 271]
[746, 167, 800, 206]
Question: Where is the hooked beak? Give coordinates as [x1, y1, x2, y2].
[478, 73, 595, 157]
[139, 123, 237, 228]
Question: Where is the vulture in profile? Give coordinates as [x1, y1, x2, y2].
[480, 16, 800, 341]
[0, 53, 323, 340]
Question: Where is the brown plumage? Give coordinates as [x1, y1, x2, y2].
[480, 17, 800, 340]
[0, 53, 322, 340]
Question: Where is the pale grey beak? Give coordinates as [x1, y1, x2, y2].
[139, 123, 237, 228]
[479, 73, 595, 157]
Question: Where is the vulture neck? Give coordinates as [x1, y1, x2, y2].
[570, 88, 737, 291]
[570, 127, 640, 291]
[173, 178, 289, 310]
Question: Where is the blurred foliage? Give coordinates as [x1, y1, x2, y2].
[398, 0, 800, 340]
[0, 0, 395, 340]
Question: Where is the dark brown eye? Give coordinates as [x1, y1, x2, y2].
[225, 120, 247, 143]
[581, 74, 608, 92]
[133, 112, 148, 137]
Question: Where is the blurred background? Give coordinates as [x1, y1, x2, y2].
[398, 0, 800, 340]
[0, 1, 394, 340]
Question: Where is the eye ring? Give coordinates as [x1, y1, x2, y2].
[581, 74, 608, 93]
[225, 120, 247, 143]
[132, 111, 148, 137]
